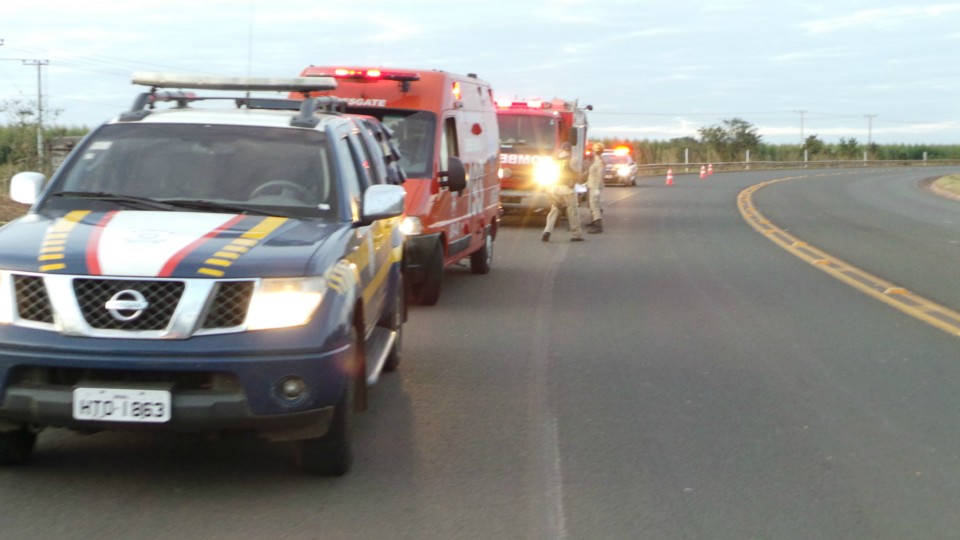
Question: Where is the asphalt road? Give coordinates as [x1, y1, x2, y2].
[3, 166, 960, 540]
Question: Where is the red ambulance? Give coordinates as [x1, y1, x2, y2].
[298, 67, 501, 305]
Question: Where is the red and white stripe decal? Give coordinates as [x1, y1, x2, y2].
[87, 212, 243, 277]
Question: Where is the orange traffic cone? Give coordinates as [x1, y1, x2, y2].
[665, 169, 674, 185]
[707, 163, 714, 176]
[699, 165, 706, 179]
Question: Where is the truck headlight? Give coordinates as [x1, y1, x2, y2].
[246, 276, 325, 330]
[533, 158, 561, 187]
[399, 216, 423, 236]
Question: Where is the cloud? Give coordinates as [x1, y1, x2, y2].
[800, 5, 960, 33]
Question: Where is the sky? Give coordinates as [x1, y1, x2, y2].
[1, 0, 959, 145]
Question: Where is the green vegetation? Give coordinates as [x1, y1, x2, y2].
[593, 118, 960, 165]
[1, 113, 958, 223]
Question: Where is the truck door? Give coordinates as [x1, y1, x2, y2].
[440, 116, 470, 254]
[333, 130, 387, 330]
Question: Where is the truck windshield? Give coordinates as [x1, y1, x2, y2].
[346, 109, 436, 179]
[497, 114, 557, 154]
[49, 123, 337, 218]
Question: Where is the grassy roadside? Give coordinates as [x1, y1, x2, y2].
[934, 174, 960, 198]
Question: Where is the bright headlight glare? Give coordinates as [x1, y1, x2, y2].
[246, 276, 326, 330]
[616, 166, 630, 177]
[533, 158, 561, 186]
[399, 216, 423, 236]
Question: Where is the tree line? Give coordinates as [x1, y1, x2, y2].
[594, 117, 960, 165]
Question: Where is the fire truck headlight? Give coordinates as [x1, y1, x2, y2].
[399, 216, 423, 236]
[533, 158, 561, 187]
[247, 277, 326, 330]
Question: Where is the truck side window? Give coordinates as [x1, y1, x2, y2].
[346, 133, 374, 191]
[334, 135, 363, 219]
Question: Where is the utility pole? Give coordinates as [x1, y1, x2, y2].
[794, 110, 807, 145]
[864, 114, 877, 146]
[22, 59, 49, 160]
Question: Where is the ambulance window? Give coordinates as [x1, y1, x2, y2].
[356, 110, 435, 179]
[440, 117, 459, 166]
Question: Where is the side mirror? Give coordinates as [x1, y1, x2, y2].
[439, 156, 467, 193]
[10, 172, 46, 205]
[359, 184, 405, 226]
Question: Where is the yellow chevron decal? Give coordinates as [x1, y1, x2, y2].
[197, 217, 288, 276]
[38, 210, 90, 272]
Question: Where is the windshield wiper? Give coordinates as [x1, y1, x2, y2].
[160, 199, 299, 219]
[51, 191, 178, 211]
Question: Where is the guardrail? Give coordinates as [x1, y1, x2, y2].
[636, 159, 960, 177]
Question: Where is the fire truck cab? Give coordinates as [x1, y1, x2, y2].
[297, 67, 501, 306]
[496, 98, 591, 212]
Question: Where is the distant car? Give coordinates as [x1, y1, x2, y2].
[601, 150, 638, 186]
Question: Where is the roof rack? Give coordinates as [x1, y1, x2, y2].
[121, 72, 340, 127]
[237, 96, 347, 114]
[131, 72, 337, 93]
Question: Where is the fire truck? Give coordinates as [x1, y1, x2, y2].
[296, 66, 501, 306]
[496, 98, 591, 212]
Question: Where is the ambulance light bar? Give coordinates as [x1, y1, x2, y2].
[132, 72, 338, 93]
[319, 68, 420, 83]
[496, 99, 547, 110]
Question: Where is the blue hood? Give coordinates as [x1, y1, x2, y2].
[0, 210, 348, 278]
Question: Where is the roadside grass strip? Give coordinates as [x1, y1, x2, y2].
[739, 176, 960, 338]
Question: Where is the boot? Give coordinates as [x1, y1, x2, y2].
[587, 219, 603, 234]
[541, 231, 550, 242]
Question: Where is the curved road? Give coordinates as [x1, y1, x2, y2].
[2, 166, 960, 539]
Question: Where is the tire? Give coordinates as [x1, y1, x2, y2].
[296, 328, 359, 476]
[383, 273, 404, 373]
[411, 241, 443, 306]
[0, 427, 37, 465]
[469, 227, 493, 275]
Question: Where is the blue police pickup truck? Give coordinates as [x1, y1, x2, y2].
[0, 73, 413, 476]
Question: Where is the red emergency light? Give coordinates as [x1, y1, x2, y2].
[313, 68, 420, 83]
[613, 146, 631, 156]
[495, 99, 550, 110]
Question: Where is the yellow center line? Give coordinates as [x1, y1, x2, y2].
[739, 177, 960, 338]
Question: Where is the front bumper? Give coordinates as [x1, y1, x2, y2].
[0, 332, 352, 441]
[500, 189, 552, 212]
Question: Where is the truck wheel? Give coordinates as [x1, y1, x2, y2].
[469, 228, 494, 275]
[296, 329, 359, 476]
[412, 242, 443, 306]
[383, 273, 404, 373]
[0, 426, 37, 465]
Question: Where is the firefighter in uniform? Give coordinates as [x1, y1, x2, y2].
[586, 142, 605, 233]
[542, 143, 584, 242]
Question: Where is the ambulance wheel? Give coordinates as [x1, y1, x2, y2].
[383, 273, 404, 373]
[296, 328, 359, 476]
[470, 228, 493, 275]
[412, 242, 443, 306]
[0, 426, 37, 465]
